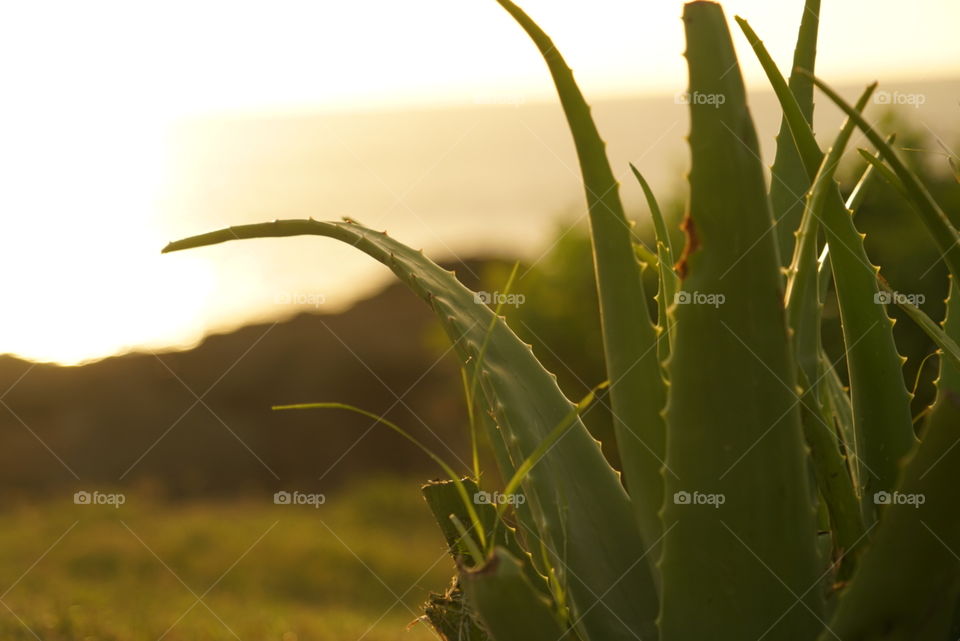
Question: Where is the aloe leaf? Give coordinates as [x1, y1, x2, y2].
[735, 17, 822, 176]
[822, 280, 960, 640]
[495, 0, 667, 564]
[879, 281, 960, 373]
[658, 5, 823, 639]
[786, 87, 874, 581]
[164, 218, 658, 641]
[424, 476, 551, 610]
[797, 367, 865, 584]
[855, 149, 909, 201]
[740, 25, 916, 507]
[820, 348, 860, 492]
[423, 478, 515, 565]
[820, 158, 916, 516]
[805, 72, 960, 281]
[787, 84, 874, 393]
[818, 142, 891, 302]
[756, 0, 822, 262]
[928, 279, 960, 428]
[630, 163, 679, 359]
[497, 382, 607, 516]
[461, 547, 572, 641]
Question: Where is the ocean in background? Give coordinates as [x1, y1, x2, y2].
[151, 78, 960, 351]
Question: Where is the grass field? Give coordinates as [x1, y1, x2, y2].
[0, 479, 451, 640]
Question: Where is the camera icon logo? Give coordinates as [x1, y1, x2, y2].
[874, 291, 893, 304]
[873, 491, 891, 505]
[273, 491, 292, 505]
[674, 291, 691, 305]
[74, 491, 91, 505]
[673, 491, 691, 505]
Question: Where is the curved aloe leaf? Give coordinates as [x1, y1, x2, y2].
[820, 348, 859, 488]
[495, 0, 667, 564]
[856, 149, 910, 201]
[805, 72, 960, 281]
[164, 218, 658, 641]
[787, 85, 874, 393]
[763, 0, 821, 263]
[658, 5, 823, 639]
[631, 163, 679, 362]
[819, 147, 916, 518]
[786, 86, 874, 580]
[461, 547, 572, 641]
[822, 280, 960, 640]
[818, 142, 891, 302]
[880, 281, 960, 373]
[739, 21, 916, 508]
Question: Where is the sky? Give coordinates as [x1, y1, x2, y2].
[1, 0, 959, 365]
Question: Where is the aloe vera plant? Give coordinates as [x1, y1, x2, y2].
[164, 1, 960, 639]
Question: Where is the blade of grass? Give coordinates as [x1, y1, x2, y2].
[274, 401, 488, 549]
[466, 261, 521, 482]
[497, 382, 608, 521]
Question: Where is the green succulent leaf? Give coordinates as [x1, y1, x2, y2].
[658, 4, 823, 639]
[494, 0, 667, 567]
[461, 547, 573, 641]
[631, 163, 679, 361]
[164, 218, 658, 641]
[739, 20, 916, 509]
[805, 72, 960, 282]
[784, 85, 875, 581]
[754, 0, 822, 262]
[822, 279, 960, 641]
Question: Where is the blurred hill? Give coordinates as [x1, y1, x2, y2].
[0, 262, 493, 498]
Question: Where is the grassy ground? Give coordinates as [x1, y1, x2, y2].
[0, 479, 452, 640]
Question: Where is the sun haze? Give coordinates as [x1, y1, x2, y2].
[1, 0, 958, 363]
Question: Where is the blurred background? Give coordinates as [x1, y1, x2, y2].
[0, 0, 958, 638]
